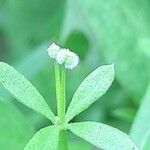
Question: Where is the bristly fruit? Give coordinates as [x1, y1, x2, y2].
[47, 43, 79, 70]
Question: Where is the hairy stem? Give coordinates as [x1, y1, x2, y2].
[54, 63, 68, 150]
[60, 66, 66, 124]
[54, 62, 61, 117]
[59, 130, 69, 150]
[59, 66, 68, 150]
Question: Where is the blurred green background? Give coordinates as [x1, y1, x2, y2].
[0, 0, 150, 149]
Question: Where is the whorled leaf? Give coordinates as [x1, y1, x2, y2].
[24, 126, 59, 150]
[66, 64, 114, 123]
[0, 62, 55, 123]
[68, 122, 138, 150]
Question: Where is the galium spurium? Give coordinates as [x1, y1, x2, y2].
[0, 43, 138, 150]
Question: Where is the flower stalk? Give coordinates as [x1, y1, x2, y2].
[48, 43, 79, 150]
[54, 62, 68, 150]
[54, 62, 61, 118]
[60, 66, 66, 125]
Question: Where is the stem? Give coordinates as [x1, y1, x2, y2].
[54, 62, 61, 117]
[60, 66, 66, 124]
[59, 66, 68, 150]
[59, 130, 69, 150]
[54, 63, 68, 150]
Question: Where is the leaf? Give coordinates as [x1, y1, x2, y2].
[64, 31, 89, 61]
[15, 42, 49, 78]
[0, 99, 34, 150]
[112, 107, 136, 122]
[68, 122, 138, 150]
[142, 131, 150, 150]
[69, 140, 92, 150]
[130, 83, 150, 149]
[25, 126, 59, 150]
[138, 38, 150, 58]
[63, 0, 150, 102]
[4, 0, 65, 58]
[0, 62, 55, 123]
[66, 64, 114, 122]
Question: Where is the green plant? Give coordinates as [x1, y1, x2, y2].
[130, 82, 150, 150]
[0, 43, 138, 150]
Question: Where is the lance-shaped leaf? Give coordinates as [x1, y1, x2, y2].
[0, 62, 55, 123]
[25, 126, 59, 150]
[66, 64, 114, 122]
[130, 83, 150, 149]
[68, 122, 138, 150]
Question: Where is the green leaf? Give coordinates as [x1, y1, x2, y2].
[68, 122, 138, 150]
[25, 126, 59, 150]
[0, 62, 55, 123]
[66, 64, 114, 122]
[4, 0, 65, 58]
[139, 38, 150, 58]
[63, 0, 150, 102]
[112, 107, 136, 122]
[130, 83, 150, 149]
[142, 131, 150, 150]
[0, 99, 34, 150]
[69, 140, 92, 150]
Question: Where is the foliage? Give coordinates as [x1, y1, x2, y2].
[0, 98, 34, 149]
[0, 0, 150, 149]
[130, 83, 150, 149]
[0, 62, 55, 123]
[0, 61, 137, 149]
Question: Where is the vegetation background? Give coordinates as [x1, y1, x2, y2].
[0, 0, 150, 149]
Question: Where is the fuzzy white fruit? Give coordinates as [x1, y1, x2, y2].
[56, 49, 79, 70]
[47, 43, 60, 59]
[47, 43, 80, 69]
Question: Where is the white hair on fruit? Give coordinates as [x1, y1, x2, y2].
[47, 43, 80, 69]
[56, 48, 69, 64]
[47, 43, 60, 59]
[56, 49, 79, 70]
[65, 52, 79, 70]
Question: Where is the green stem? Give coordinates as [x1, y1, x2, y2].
[60, 66, 66, 124]
[59, 130, 69, 150]
[54, 62, 61, 117]
[54, 63, 68, 150]
[59, 66, 68, 150]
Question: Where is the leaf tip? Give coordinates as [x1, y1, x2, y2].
[107, 63, 115, 78]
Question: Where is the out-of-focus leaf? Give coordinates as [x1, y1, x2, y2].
[25, 126, 59, 150]
[66, 64, 114, 123]
[112, 107, 136, 122]
[68, 122, 138, 150]
[63, 0, 150, 102]
[106, 118, 131, 134]
[138, 38, 150, 58]
[15, 43, 49, 78]
[130, 83, 150, 149]
[142, 131, 150, 150]
[3, 0, 65, 58]
[0, 99, 34, 150]
[0, 43, 50, 101]
[0, 62, 55, 123]
[64, 31, 89, 61]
